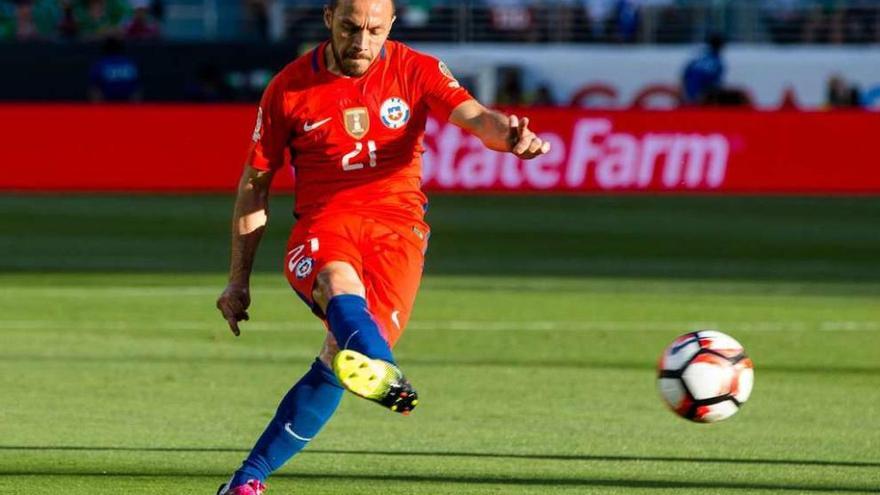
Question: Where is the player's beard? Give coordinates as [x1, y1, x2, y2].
[329, 38, 372, 77]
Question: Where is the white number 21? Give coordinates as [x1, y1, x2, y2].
[342, 140, 377, 171]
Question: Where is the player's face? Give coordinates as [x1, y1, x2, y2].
[324, 0, 395, 77]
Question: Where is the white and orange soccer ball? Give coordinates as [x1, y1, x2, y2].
[657, 330, 754, 423]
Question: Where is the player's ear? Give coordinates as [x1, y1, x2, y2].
[323, 6, 333, 30]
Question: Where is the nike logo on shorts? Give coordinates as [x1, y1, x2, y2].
[303, 118, 332, 132]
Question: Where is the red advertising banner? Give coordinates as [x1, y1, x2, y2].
[0, 105, 877, 193]
[0, 105, 267, 192]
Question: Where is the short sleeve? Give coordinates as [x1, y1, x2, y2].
[415, 55, 474, 121]
[250, 75, 290, 172]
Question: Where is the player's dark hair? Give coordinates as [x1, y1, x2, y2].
[327, 0, 396, 13]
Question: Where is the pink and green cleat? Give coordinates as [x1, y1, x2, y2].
[216, 479, 266, 495]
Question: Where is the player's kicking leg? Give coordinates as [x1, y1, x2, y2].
[312, 261, 418, 414]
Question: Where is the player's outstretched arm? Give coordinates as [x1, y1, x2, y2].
[216, 163, 276, 336]
[449, 100, 551, 160]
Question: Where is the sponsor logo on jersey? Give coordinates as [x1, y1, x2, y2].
[303, 117, 331, 132]
[343, 107, 369, 139]
[379, 97, 411, 130]
[252, 107, 263, 142]
[294, 256, 314, 280]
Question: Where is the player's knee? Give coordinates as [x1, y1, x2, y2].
[312, 261, 365, 311]
[318, 333, 340, 368]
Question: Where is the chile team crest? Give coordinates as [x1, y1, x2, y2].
[380, 97, 411, 129]
[294, 256, 314, 280]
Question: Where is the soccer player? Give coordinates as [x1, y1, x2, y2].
[215, 1, 550, 493]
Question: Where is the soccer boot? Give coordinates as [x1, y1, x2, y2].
[216, 479, 267, 495]
[332, 349, 419, 414]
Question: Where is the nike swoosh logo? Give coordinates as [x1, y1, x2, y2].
[391, 310, 401, 330]
[303, 118, 331, 132]
[284, 422, 313, 442]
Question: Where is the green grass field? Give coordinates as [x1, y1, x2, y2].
[1, 195, 878, 494]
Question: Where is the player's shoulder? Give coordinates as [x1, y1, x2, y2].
[388, 40, 457, 87]
[389, 40, 441, 69]
[269, 45, 324, 93]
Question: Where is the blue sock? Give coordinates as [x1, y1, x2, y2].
[326, 294, 395, 363]
[230, 359, 343, 486]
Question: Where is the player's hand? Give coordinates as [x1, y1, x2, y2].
[508, 114, 551, 160]
[216, 283, 251, 337]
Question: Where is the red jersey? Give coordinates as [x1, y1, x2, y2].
[250, 40, 473, 223]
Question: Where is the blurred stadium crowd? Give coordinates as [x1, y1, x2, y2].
[0, 0, 159, 41]
[1, 0, 879, 43]
[0, 0, 876, 107]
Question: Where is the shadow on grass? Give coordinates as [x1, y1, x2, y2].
[404, 358, 880, 376]
[1, 445, 878, 469]
[2, 195, 880, 284]
[1, 469, 878, 493]
[2, 354, 879, 376]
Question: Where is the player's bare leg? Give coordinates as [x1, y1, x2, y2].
[313, 261, 419, 414]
